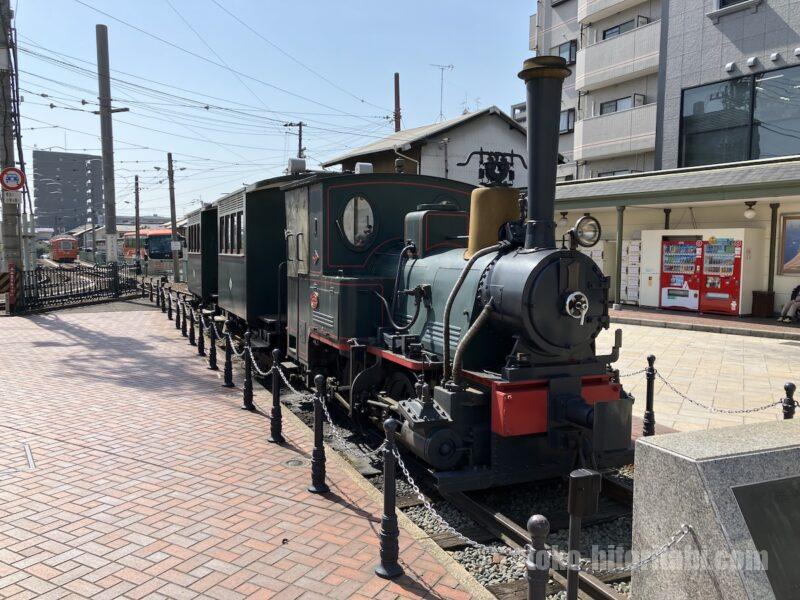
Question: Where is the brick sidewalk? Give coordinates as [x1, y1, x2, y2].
[0, 305, 486, 600]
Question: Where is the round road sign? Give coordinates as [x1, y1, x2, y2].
[1, 167, 25, 191]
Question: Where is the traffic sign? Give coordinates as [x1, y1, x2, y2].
[0, 167, 25, 191]
[170, 241, 182, 251]
[3, 190, 21, 204]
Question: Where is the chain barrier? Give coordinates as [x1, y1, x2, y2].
[616, 368, 647, 378]
[576, 524, 692, 575]
[229, 334, 247, 358]
[616, 367, 786, 415]
[655, 371, 783, 414]
[247, 346, 274, 378]
[392, 447, 526, 559]
[272, 364, 386, 459]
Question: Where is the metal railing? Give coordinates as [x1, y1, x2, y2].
[17, 262, 140, 312]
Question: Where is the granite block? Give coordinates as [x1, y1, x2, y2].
[631, 420, 800, 600]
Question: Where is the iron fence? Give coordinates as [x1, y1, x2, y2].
[17, 263, 140, 312]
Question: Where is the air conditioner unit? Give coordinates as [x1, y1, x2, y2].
[287, 157, 306, 174]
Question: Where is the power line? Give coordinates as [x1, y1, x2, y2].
[20, 37, 389, 120]
[162, 0, 283, 137]
[70, 0, 381, 122]
[207, 0, 390, 113]
[19, 46, 393, 136]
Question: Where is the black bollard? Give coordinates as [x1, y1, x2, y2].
[140, 276, 146, 298]
[643, 354, 656, 437]
[223, 320, 235, 389]
[149, 278, 154, 303]
[242, 331, 254, 410]
[566, 469, 602, 600]
[167, 288, 173, 321]
[375, 418, 403, 579]
[526, 515, 551, 600]
[308, 375, 330, 494]
[174, 295, 181, 330]
[208, 314, 218, 370]
[181, 299, 188, 337]
[268, 348, 285, 444]
[188, 305, 196, 346]
[157, 282, 162, 309]
[197, 304, 206, 357]
[783, 382, 796, 420]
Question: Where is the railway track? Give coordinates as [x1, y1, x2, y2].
[241, 353, 635, 600]
[442, 484, 631, 600]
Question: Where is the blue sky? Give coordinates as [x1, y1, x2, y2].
[17, 0, 532, 217]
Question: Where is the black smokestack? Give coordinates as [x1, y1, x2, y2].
[518, 56, 571, 249]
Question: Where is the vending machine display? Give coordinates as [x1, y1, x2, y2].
[699, 238, 742, 315]
[660, 240, 702, 310]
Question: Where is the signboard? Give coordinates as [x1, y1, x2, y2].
[170, 241, 182, 251]
[733, 475, 800, 599]
[2, 190, 21, 204]
[0, 167, 25, 191]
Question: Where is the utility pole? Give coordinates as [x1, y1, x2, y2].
[283, 121, 305, 158]
[167, 153, 179, 281]
[94, 24, 128, 264]
[0, 0, 21, 271]
[430, 63, 454, 122]
[134, 174, 140, 261]
[394, 73, 401, 132]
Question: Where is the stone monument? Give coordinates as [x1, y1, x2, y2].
[631, 420, 800, 600]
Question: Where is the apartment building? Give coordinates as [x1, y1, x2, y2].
[547, 1, 800, 314]
[33, 150, 103, 232]
[514, 0, 661, 181]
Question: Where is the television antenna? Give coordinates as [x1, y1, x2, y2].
[430, 63, 454, 122]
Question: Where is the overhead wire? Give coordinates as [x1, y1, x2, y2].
[70, 0, 383, 123]
[207, 0, 391, 113]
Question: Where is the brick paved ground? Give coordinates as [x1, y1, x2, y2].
[598, 322, 796, 432]
[0, 302, 485, 600]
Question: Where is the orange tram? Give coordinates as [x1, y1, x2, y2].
[49, 234, 79, 263]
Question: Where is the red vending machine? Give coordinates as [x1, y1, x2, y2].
[699, 238, 741, 315]
[659, 239, 702, 310]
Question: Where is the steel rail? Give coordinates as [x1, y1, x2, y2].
[442, 490, 628, 600]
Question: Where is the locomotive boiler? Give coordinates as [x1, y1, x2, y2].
[286, 55, 633, 491]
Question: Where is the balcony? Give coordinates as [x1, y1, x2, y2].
[575, 20, 660, 91]
[573, 102, 656, 161]
[578, 0, 646, 23]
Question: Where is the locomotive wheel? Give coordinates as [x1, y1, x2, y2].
[383, 371, 415, 401]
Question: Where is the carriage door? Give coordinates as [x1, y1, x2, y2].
[285, 187, 309, 359]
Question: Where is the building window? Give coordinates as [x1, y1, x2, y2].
[718, 0, 747, 7]
[679, 65, 800, 167]
[559, 109, 575, 134]
[597, 169, 633, 177]
[603, 19, 635, 40]
[599, 94, 645, 115]
[552, 40, 577, 65]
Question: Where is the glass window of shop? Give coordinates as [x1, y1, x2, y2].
[679, 65, 800, 167]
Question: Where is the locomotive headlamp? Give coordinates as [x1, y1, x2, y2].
[571, 215, 601, 249]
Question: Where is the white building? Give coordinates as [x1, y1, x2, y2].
[321, 107, 528, 187]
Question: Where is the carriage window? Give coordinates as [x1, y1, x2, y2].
[236, 211, 242, 253]
[219, 217, 224, 252]
[230, 214, 236, 253]
[341, 195, 375, 250]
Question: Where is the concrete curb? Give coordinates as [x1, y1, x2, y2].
[279, 400, 496, 600]
[612, 315, 800, 341]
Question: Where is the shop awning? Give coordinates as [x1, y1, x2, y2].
[555, 155, 800, 210]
